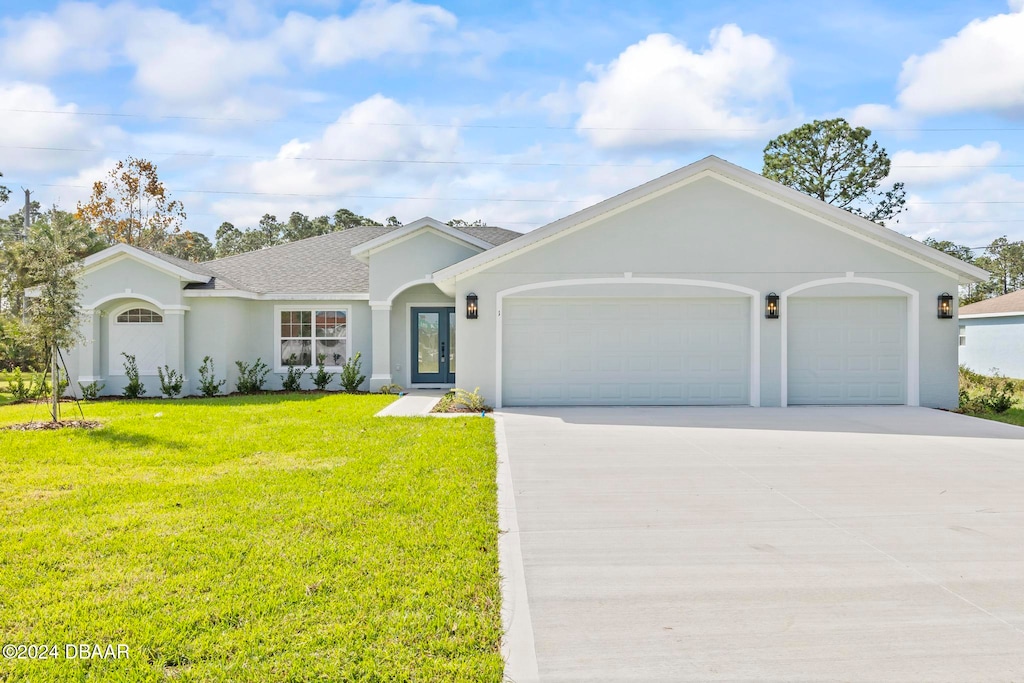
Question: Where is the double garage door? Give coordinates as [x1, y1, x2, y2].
[501, 296, 907, 407]
[502, 298, 750, 406]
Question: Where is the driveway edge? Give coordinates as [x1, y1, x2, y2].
[494, 413, 539, 683]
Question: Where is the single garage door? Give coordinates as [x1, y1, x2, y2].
[502, 297, 750, 406]
[788, 297, 907, 405]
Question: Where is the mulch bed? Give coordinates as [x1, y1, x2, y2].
[2, 420, 102, 431]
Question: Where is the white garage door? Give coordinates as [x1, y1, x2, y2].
[788, 297, 906, 405]
[502, 297, 750, 406]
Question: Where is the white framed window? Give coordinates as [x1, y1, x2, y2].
[274, 306, 349, 371]
[115, 307, 163, 324]
[959, 325, 966, 347]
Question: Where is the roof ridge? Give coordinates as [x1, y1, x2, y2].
[202, 225, 394, 266]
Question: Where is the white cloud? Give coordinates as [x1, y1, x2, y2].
[277, 1, 459, 66]
[844, 103, 913, 131]
[574, 27, 793, 149]
[0, 82, 119, 173]
[123, 9, 281, 106]
[902, 173, 1024, 245]
[897, 8, 1024, 116]
[213, 94, 462, 223]
[0, 1, 486, 110]
[1010, 0, 1023, 12]
[890, 142, 1002, 186]
[0, 2, 122, 77]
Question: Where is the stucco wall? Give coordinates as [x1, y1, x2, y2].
[450, 176, 962, 409]
[368, 231, 481, 303]
[79, 256, 185, 309]
[959, 316, 1024, 379]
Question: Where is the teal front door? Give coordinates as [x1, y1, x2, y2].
[411, 307, 456, 384]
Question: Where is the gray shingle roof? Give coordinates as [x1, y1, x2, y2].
[136, 246, 217, 278]
[188, 224, 522, 294]
[960, 289, 1024, 315]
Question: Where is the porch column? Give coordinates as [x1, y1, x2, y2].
[369, 303, 392, 391]
[164, 308, 187, 390]
[76, 308, 103, 384]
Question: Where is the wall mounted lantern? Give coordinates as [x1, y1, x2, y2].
[937, 292, 954, 319]
[466, 293, 479, 319]
[765, 293, 780, 319]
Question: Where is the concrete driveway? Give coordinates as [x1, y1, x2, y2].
[496, 407, 1024, 681]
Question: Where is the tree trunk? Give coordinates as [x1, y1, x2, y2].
[50, 343, 59, 423]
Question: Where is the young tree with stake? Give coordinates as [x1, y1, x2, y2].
[25, 211, 87, 421]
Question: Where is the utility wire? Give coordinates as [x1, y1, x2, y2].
[9, 179, 1024, 206]
[5, 107, 1024, 132]
[1, 143, 1022, 169]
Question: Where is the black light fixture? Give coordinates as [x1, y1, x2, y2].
[937, 292, 954, 319]
[765, 292, 780, 319]
[466, 292, 479, 319]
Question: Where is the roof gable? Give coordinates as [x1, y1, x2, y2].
[81, 243, 212, 283]
[432, 156, 990, 286]
[350, 217, 493, 263]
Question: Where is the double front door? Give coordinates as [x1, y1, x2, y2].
[411, 307, 456, 384]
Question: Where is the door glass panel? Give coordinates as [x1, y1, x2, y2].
[417, 312, 440, 374]
[449, 311, 456, 374]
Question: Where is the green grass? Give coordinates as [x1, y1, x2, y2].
[0, 394, 502, 681]
[975, 408, 1024, 427]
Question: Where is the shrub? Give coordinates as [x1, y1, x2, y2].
[3, 368, 35, 403]
[959, 368, 1020, 414]
[431, 390, 455, 413]
[453, 387, 492, 413]
[121, 352, 146, 399]
[78, 380, 104, 400]
[310, 353, 334, 391]
[198, 356, 226, 397]
[282, 354, 306, 392]
[235, 358, 270, 394]
[157, 365, 184, 398]
[339, 352, 366, 393]
[378, 383, 404, 395]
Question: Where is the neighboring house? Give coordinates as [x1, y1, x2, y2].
[64, 156, 987, 409]
[958, 289, 1024, 378]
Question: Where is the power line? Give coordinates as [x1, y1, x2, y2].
[2, 143, 1024, 169]
[11, 179, 1024, 206]
[5, 107, 1024, 133]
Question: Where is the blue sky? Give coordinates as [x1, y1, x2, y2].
[1, 0, 1022, 247]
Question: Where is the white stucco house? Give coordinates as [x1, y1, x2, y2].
[958, 289, 1024, 378]
[64, 156, 988, 409]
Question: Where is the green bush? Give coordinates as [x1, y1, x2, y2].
[78, 380, 104, 400]
[378, 383, 404, 395]
[235, 358, 270, 394]
[121, 352, 146, 398]
[0, 314, 41, 371]
[339, 352, 366, 393]
[3, 368, 35, 402]
[959, 367, 1020, 414]
[454, 387, 492, 413]
[310, 353, 334, 391]
[157, 365, 184, 398]
[197, 356, 226, 397]
[282, 354, 307, 392]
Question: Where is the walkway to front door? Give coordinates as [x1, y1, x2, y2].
[411, 306, 455, 384]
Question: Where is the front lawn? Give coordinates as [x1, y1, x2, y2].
[0, 394, 502, 681]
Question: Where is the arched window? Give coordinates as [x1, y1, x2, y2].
[115, 308, 163, 323]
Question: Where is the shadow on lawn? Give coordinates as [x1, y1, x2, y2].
[84, 428, 190, 451]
